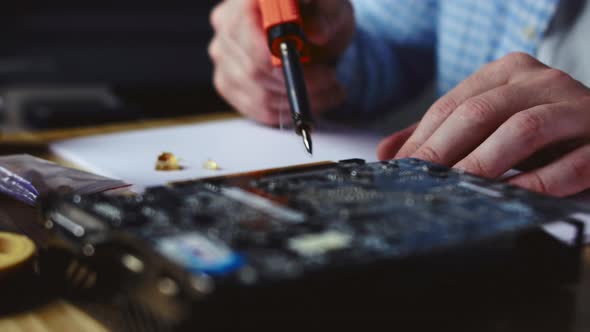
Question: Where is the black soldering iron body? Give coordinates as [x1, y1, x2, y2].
[278, 40, 313, 154]
[265, 21, 314, 154]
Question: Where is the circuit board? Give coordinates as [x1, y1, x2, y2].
[39, 158, 588, 330]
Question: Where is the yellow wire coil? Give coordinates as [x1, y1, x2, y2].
[0, 232, 36, 274]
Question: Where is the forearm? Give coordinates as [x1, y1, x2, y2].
[335, 0, 437, 117]
[337, 30, 435, 116]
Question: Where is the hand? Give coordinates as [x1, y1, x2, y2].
[208, 0, 354, 125]
[378, 52, 590, 197]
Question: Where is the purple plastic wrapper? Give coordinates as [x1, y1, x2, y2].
[0, 154, 130, 205]
[0, 166, 38, 205]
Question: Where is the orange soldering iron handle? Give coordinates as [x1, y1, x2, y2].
[258, 0, 310, 66]
[259, 0, 302, 30]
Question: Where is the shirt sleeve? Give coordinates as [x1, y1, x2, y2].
[335, 0, 438, 117]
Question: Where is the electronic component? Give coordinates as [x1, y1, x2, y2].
[155, 152, 182, 171]
[202, 159, 221, 171]
[38, 158, 587, 330]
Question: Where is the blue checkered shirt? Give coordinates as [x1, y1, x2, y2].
[337, 0, 560, 116]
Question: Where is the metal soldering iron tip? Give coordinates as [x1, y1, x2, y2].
[301, 127, 313, 154]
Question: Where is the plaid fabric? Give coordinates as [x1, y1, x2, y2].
[337, 0, 560, 115]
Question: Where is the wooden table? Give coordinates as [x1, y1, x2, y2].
[0, 113, 589, 331]
[0, 301, 108, 332]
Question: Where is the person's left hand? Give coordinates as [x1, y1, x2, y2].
[377, 52, 590, 197]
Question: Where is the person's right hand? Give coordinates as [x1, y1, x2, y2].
[208, 0, 355, 125]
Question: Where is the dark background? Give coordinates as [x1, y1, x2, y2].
[0, 0, 229, 128]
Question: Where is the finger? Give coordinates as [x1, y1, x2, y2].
[211, 30, 342, 123]
[409, 73, 580, 166]
[396, 52, 547, 158]
[213, 1, 284, 89]
[377, 123, 419, 160]
[213, 71, 286, 122]
[455, 98, 590, 179]
[213, 63, 288, 126]
[507, 143, 590, 197]
[238, 3, 279, 70]
[246, 95, 284, 125]
[514, 138, 588, 171]
[210, 34, 286, 95]
[211, 1, 264, 65]
[219, 34, 286, 92]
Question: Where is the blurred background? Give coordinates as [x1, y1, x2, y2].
[0, 0, 227, 131]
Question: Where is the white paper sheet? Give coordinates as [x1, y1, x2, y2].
[50, 118, 382, 191]
[50, 117, 590, 244]
[542, 213, 590, 246]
